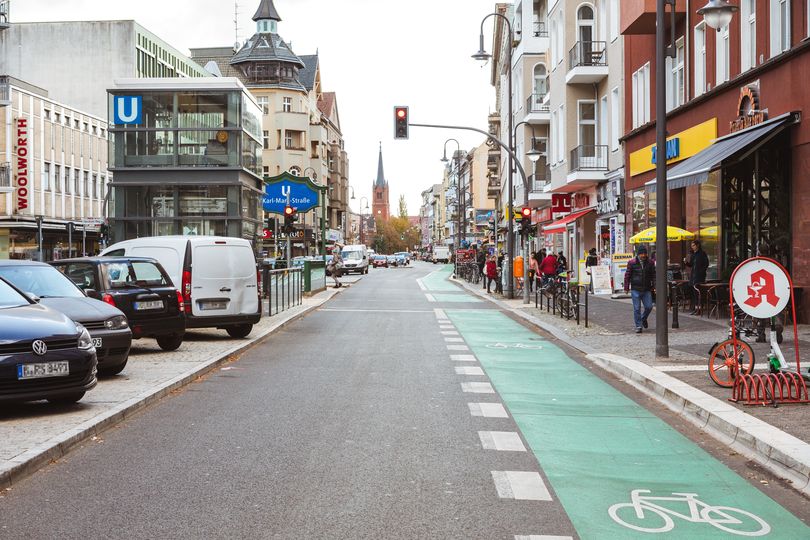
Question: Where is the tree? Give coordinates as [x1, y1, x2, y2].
[398, 195, 408, 219]
[373, 216, 419, 253]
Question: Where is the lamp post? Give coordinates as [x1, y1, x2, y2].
[653, 0, 737, 357]
[473, 12, 517, 299]
[441, 139, 462, 259]
[358, 196, 369, 246]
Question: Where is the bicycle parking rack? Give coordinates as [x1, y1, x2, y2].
[728, 257, 810, 406]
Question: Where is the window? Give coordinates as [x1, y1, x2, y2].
[694, 23, 707, 96]
[577, 5, 595, 45]
[599, 95, 608, 149]
[667, 38, 685, 111]
[92, 174, 98, 199]
[43, 163, 51, 191]
[716, 23, 730, 85]
[284, 131, 293, 148]
[550, 109, 558, 162]
[610, 87, 620, 152]
[44, 109, 51, 120]
[84, 171, 89, 198]
[74, 169, 80, 196]
[741, 0, 756, 71]
[64, 167, 71, 194]
[54, 165, 61, 193]
[770, 0, 790, 57]
[609, 0, 619, 41]
[257, 96, 270, 115]
[533, 64, 548, 97]
[631, 63, 651, 128]
[262, 166, 270, 177]
[578, 101, 597, 152]
[377, 192, 382, 200]
[54, 112, 61, 123]
[263, 130, 270, 150]
[282, 97, 292, 113]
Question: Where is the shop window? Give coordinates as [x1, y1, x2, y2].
[699, 172, 720, 279]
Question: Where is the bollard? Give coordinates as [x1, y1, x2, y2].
[584, 285, 589, 328]
[672, 282, 680, 329]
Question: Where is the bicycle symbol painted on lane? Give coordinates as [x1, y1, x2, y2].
[608, 489, 771, 536]
[486, 343, 544, 350]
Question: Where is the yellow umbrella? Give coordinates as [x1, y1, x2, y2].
[629, 226, 695, 244]
[698, 225, 718, 239]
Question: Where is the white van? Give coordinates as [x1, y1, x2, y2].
[340, 244, 369, 275]
[433, 246, 451, 264]
[102, 236, 261, 338]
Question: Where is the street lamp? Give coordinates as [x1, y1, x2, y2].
[511, 120, 543, 305]
[474, 12, 517, 299]
[653, 0, 736, 357]
[359, 196, 369, 245]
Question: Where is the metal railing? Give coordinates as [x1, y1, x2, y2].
[535, 281, 589, 327]
[568, 41, 608, 70]
[529, 171, 550, 192]
[526, 93, 549, 113]
[570, 145, 609, 172]
[262, 268, 303, 317]
[0, 162, 10, 190]
[533, 21, 548, 37]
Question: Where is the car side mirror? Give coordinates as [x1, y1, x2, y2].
[85, 289, 102, 300]
[25, 292, 41, 303]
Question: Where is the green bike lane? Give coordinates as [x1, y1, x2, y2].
[447, 308, 810, 539]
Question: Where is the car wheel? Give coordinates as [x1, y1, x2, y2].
[99, 358, 128, 376]
[156, 334, 184, 351]
[226, 324, 253, 339]
[48, 392, 85, 405]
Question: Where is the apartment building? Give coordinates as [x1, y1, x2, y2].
[622, 1, 810, 309]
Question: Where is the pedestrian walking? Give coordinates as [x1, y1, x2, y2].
[556, 251, 568, 272]
[685, 240, 708, 314]
[623, 246, 656, 333]
[477, 248, 487, 289]
[540, 251, 558, 285]
[585, 248, 599, 292]
[528, 251, 539, 292]
[328, 248, 344, 288]
[485, 255, 498, 293]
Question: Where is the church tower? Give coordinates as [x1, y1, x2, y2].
[372, 144, 390, 221]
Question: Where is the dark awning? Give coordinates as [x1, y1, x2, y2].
[646, 113, 798, 192]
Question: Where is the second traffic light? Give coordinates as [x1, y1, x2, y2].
[394, 106, 409, 140]
[520, 207, 532, 232]
[283, 205, 298, 233]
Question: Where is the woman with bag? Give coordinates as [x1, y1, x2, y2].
[328, 247, 344, 288]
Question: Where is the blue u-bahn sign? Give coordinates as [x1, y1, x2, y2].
[263, 173, 324, 215]
[113, 95, 143, 125]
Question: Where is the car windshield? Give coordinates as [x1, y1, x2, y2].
[0, 265, 85, 299]
[0, 279, 29, 309]
[344, 251, 363, 261]
[102, 261, 170, 289]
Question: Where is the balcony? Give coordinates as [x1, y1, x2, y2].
[0, 162, 10, 193]
[529, 166, 551, 192]
[524, 93, 550, 124]
[486, 178, 500, 198]
[533, 21, 548, 38]
[621, 0, 685, 35]
[566, 145, 608, 188]
[566, 41, 608, 85]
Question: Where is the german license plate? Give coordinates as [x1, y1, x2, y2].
[134, 300, 164, 311]
[92, 338, 103, 348]
[18, 362, 70, 380]
[201, 301, 227, 310]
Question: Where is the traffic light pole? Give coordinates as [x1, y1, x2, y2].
[286, 192, 292, 269]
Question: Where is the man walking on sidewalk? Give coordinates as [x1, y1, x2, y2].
[624, 246, 655, 333]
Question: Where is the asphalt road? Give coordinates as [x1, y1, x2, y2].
[0, 263, 576, 539]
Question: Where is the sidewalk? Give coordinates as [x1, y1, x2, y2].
[453, 277, 810, 497]
[0, 288, 341, 490]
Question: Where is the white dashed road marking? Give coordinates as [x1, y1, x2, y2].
[491, 471, 552, 501]
[461, 382, 494, 394]
[468, 402, 509, 418]
[444, 337, 464, 343]
[425, 294, 437, 303]
[478, 431, 526, 452]
[433, 308, 448, 320]
[515, 536, 574, 540]
[441, 330, 460, 336]
[416, 278, 427, 291]
[455, 366, 485, 376]
[447, 345, 470, 351]
[450, 354, 477, 362]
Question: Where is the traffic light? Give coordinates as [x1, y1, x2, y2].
[394, 106, 409, 139]
[283, 205, 297, 234]
[520, 207, 532, 232]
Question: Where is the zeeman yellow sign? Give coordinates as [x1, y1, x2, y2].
[629, 118, 718, 177]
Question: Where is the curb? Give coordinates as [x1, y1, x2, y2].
[0, 289, 340, 490]
[450, 277, 810, 497]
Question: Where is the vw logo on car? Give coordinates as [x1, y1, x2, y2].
[32, 340, 48, 356]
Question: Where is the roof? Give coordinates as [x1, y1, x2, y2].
[189, 48, 244, 79]
[230, 32, 305, 69]
[318, 92, 335, 117]
[253, 0, 282, 22]
[299, 54, 319, 90]
[375, 145, 387, 188]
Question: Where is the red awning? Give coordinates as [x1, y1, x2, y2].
[543, 208, 595, 235]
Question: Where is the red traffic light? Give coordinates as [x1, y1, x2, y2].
[284, 205, 294, 216]
[394, 106, 409, 140]
[396, 108, 407, 119]
[521, 207, 532, 218]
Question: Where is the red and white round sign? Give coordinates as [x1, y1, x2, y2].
[731, 258, 791, 319]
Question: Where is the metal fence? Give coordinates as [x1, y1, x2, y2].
[535, 282, 589, 327]
[262, 268, 303, 317]
[570, 145, 609, 172]
[568, 40, 608, 70]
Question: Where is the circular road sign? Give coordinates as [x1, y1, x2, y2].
[731, 257, 791, 319]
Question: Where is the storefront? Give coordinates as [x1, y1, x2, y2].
[595, 172, 625, 261]
[542, 192, 596, 279]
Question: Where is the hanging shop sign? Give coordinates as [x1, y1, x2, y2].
[629, 118, 717, 176]
[13, 118, 29, 214]
[551, 194, 572, 214]
[596, 182, 622, 216]
[730, 83, 768, 133]
[573, 193, 590, 210]
[731, 257, 791, 319]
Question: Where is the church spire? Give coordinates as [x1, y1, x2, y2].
[375, 142, 387, 188]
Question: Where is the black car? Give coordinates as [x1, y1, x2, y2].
[50, 257, 186, 351]
[0, 260, 132, 376]
[0, 277, 97, 404]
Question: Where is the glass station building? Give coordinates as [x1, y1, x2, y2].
[107, 78, 263, 243]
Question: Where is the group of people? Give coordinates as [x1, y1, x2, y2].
[527, 250, 569, 292]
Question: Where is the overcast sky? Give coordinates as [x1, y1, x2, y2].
[14, 0, 497, 217]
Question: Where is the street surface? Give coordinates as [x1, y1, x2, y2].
[1, 262, 808, 539]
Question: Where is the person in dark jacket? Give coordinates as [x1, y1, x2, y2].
[624, 246, 656, 333]
[685, 240, 709, 314]
[477, 248, 487, 289]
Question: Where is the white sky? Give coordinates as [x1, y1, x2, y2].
[13, 0, 498, 217]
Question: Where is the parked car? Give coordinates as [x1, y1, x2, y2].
[386, 255, 398, 267]
[0, 276, 98, 404]
[394, 252, 411, 265]
[372, 255, 389, 268]
[0, 260, 132, 376]
[50, 257, 186, 351]
[394, 253, 409, 266]
[101, 236, 261, 338]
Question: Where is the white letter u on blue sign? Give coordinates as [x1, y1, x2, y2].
[114, 96, 143, 125]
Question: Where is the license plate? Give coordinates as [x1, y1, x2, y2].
[134, 300, 164, 311]
[18, 362, 70, 380]
[202, 301, 227, 311]
[92, 338, 103, 348]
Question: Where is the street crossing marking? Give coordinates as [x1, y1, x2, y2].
[444, 337, 465, 343]
[425, 294, 437, 302]
[479, 431, 526, 452]
[319, 309, 433, 313]
[441, 330, 460, 336]
[447, 345, 470, 351]
[515, 536, 574, 540]
[461, 382, 494, 394]
[433, 308, 448, 320]
[492, 471, 552, 501]
[468, 402, 509, 418]
[416, 278, 427, 291]
[450, 354, 477, 362]
[455, 366, 485, 376]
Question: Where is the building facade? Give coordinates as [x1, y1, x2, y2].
[0, 76, 109, 259]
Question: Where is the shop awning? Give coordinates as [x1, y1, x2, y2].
[543, 208, 595, 235]
[646, 113, 798, 192]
